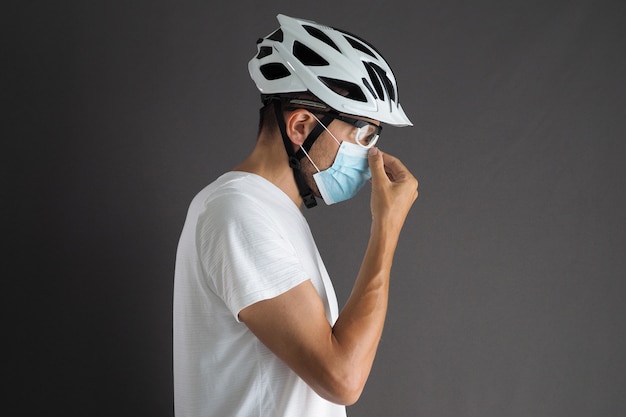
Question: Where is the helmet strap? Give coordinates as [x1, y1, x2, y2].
[272, 99, 318, 208]
[295, 113, 335, 160]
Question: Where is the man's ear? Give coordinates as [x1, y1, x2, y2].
[285, 109, 317, 146]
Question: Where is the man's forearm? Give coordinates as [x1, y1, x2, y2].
[330, 224, 400, 401]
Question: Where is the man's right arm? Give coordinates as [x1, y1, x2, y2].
[239, 148, 418, 405]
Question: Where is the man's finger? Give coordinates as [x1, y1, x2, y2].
[368, 147, 387, 182]
[380, 152, 411, 182]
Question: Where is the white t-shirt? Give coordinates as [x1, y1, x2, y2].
[173, 172, 346, 417]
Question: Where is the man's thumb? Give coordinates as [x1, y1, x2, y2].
[368, 147, 385, 179]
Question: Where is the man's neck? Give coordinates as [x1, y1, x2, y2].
[233, 134, 303, 208]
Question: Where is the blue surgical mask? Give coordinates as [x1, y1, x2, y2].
[300, 113, 372, 205]
[311, 141, 371, 205]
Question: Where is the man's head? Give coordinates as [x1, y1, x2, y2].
[248, 14, 411, 207]
[281, 98, 383, 204]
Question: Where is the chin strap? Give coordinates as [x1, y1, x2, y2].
[272, 99, 318, 208]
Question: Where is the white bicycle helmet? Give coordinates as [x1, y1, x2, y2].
[249, 14, 412, 127]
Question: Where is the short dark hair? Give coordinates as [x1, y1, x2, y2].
[257, 101, 276, 136]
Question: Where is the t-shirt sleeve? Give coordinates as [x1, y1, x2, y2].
[196, 192, 309, 321]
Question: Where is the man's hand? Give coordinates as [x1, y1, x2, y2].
[368, 147, 418, 235]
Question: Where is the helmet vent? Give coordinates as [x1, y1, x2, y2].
[303, 25, 341, 52]
[318, 77, 367, 102]
[260, 63, 291, 80]
[364, 62, 396, 102]
[364, 62, 384, 100]
[267, 29, 284, 42]
[371, 62, 396, 102]
[256, 46, 273, 59]
[345, 37, 376, 58]
[293, 41, 329, 66]
[336, 29, 384, 57]
[362, 77, 377, 99]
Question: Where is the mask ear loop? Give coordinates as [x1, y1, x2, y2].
[300, 112, 345, 174]
[294, 112, 335, 160]
[298, 146, 320, 173]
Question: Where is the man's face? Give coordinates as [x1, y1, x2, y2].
[299, 114, 380, 198]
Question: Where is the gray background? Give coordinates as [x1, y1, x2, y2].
[5, 0, 625, 416]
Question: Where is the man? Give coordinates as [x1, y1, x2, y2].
[173, 14, 418, 417]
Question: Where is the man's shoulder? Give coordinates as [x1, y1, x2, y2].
[198, 171, 278, 208]
[192, 171, 300, 223]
